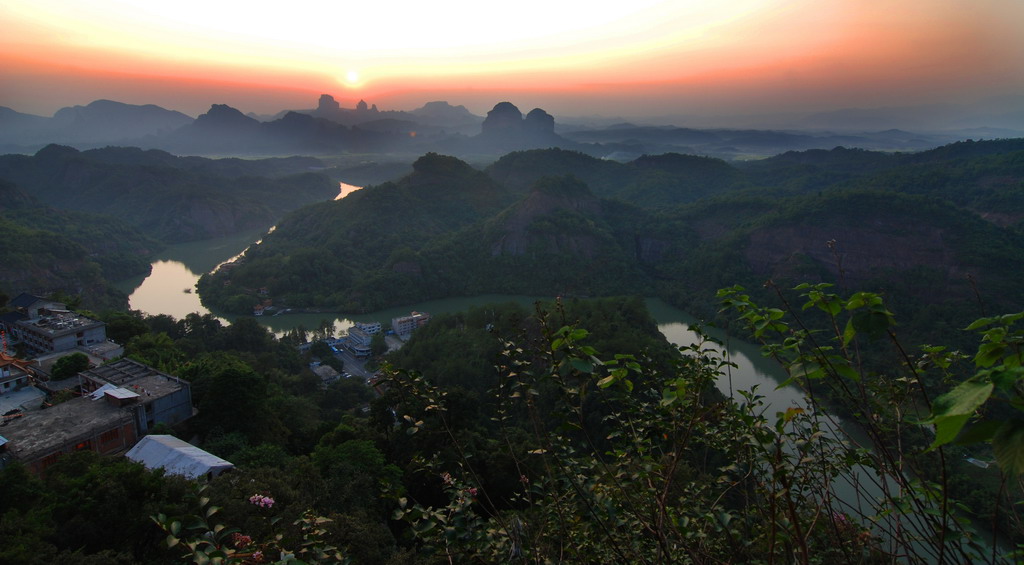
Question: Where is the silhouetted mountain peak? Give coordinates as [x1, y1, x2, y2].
[412, 101, 475, 119]
[318, 94, 340, 113]
[194, 104, 260, 130]
[524, 108, 555, 135]
[411, 152, 478, 177]
[482, 102, 525, 134]
[34, 143, 80, 160]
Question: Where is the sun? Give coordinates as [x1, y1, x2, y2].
[345, 70, 360, 85]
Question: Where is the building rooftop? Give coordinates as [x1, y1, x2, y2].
[18, 312, 104, 338]
[0, 393, 132, 462]
[0, 386, 46, 415]
[126, 435, 233, 479]
[80, 359, 188, 399]
[8, 292, 46, 309]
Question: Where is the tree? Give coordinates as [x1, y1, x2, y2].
[387, 293, 1019, 563]
[50, 352, 90, 379]
[370, 333, 388, 357]
[189, 354, 287, 445]
[101, 310, 149, 345]
[126, 332, 184, 371]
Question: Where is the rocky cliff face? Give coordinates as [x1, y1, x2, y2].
[490, 177, 604, 257]
[744, 222, 960, 284]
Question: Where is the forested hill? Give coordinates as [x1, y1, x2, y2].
[0, 144, 338, 242]
[197, 139, 1024, 345]
[0, 179, 161, 311]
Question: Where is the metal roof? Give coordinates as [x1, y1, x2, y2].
[125, 435, 233, 479]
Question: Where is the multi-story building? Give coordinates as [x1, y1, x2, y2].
[391, 311, 431, 337]
[1, 293, 108, 356]
[354, 321, 382, 334]
[345, 326, 373, 357]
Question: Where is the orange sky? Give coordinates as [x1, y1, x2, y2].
[1, 0, 1021, 122]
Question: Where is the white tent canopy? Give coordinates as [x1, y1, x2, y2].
[125, 435, 233, 479]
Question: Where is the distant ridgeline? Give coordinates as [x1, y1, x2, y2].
[1, 97, 989, 159]
[198, 139, 1024, 347]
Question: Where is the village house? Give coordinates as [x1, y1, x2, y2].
[0, 351, 33, 395]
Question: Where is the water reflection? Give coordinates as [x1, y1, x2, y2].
[335, 182, 363, 200]
[118, 229, 264, 320]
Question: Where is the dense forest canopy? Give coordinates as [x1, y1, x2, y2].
[198, 139, 1024, 352]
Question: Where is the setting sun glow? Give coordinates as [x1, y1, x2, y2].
[1, 0, 1021, 119]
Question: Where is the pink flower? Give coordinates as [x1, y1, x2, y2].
[232, 532, 253, 548]
[251, 550, 265, 563]
[249, 494, 275, 508]
[467, 487, 478, 497]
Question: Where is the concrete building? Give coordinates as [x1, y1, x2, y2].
[0, 293, 110, 357]
[78, 358, 193, 435]
[0, 358, 193, 474]
[354, 321, 382, 334]
[345, 326, 373, 357]
[15, 312, 107, 356]
[391, 311, 431, 337]
[0, 389, 138, 474]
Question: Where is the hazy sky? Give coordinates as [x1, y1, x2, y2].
[2, 0, 1022, 120]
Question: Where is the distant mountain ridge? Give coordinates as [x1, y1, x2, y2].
[4, 95, 1015, 158]
[0, 100, 192, 150]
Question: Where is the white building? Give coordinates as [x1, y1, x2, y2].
[391, 312, 430, 337]
[126, 435, 234, 480]
[353, 321, 382, 334]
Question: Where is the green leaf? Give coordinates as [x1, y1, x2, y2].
[965, 316, 995, 331]
[851, 311, 891, 340]
[570, 358, 594, 374]
[930, 414, 971, 449]
[976, 342, 1006, 368]
[953, 420, 1002, 445]
[842, 318, 857, 347]
[993, 419, 1024, 474]
[569, 328, 589, 341]
[930, 380, 994, 421]
[413, 519, 437, 535]
[925, 379, 994, 449]
[831, 362, 861, 383]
